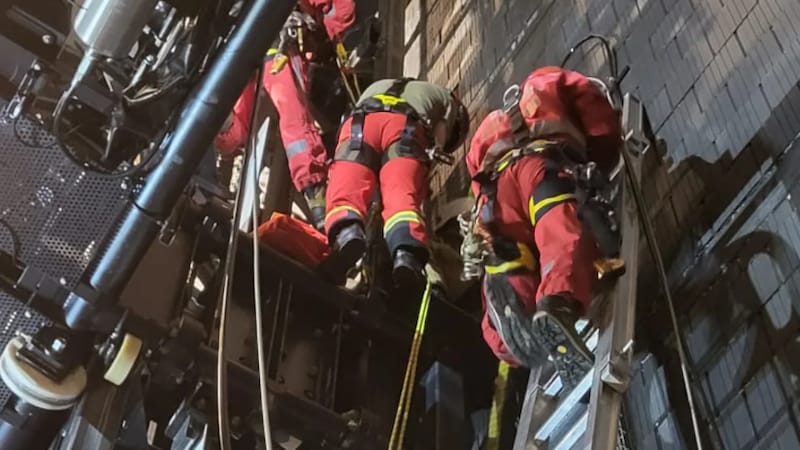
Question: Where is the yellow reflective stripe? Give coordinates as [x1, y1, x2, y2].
[383, 211, 423, 233]
[372, 94, 407, 106]
[325, 205, 362, 222]
[266, 48, 278, 56]
[528, 193, 576, 226]
[485, 243, 536, 274]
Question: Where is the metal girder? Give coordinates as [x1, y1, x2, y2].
[584, 93, 649, 450]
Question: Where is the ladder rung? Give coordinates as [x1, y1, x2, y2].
[554, 409, 588, 450]
[534, 367, 594, 442]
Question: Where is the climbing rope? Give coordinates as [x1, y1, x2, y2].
[485, 362, 510, 450]
[387, 280, 432, 450]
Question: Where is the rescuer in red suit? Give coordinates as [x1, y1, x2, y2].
[323, 78, 470, 291]
[465, 66, 622, 385]
[215, 0, 357, 230]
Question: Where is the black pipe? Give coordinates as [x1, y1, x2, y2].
[83, 0, 297, 305]
[0, 395, 69, 450]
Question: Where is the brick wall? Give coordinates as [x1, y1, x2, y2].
[407, 0, 800, 448]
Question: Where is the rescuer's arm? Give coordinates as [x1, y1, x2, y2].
[307, 0, 356, 42]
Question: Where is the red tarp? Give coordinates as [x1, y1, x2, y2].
[257, 212, 330, 267]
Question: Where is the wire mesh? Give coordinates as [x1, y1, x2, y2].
[0, 113, 129, 404]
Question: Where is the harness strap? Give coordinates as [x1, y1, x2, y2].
[474, 141, 575, 259]
[349, 109, 366, 153]
[344, 78, 430, 161]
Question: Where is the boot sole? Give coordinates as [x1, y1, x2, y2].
[485, 280, 545, 367]
[532, 311, 594, 389]
[320, 238, 366, 284]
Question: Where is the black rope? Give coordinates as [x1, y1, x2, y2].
[560, 34, 618, 78]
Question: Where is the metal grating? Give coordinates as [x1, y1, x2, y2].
[0, 111, 128, 404]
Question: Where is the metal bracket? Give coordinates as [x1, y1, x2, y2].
[502, 84, 521, 113]
[621, 93, 650, 155]
[0, 60, 42, 125]
[598, 339, 634, 393]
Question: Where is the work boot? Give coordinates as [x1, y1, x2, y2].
[302, 184, 327, 231]
[484, 277, 545, 368]
[532, 295, 594, 390]
[319, 222, 367, 285]
[392, 248, 428, 298]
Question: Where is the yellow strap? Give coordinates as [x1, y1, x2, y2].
[325, 205, 363, 222]
[486, 362, 510, 450]
[266, 48, 279, 56]
[388, 280, 432, 450]
[485, 243, 536, 274]
[335, 42, 348, 61]
[270, 54, 289, 75]
[373, 94, 407, 106]
[383, 211, 423, 234]
[528, 193, 576, 226]
[495, 140, 553, 173]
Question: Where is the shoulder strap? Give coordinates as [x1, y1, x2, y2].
[385, 77, 414, 98]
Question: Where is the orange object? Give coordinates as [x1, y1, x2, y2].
[257, 212, 330, 267]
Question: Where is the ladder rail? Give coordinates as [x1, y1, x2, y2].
[584, 93, 648, 450]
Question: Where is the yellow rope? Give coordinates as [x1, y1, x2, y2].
[388, 280, 432, 450]
[486, 362, 510, 450]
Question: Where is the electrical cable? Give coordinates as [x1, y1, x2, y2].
[567, 34, 706, 449]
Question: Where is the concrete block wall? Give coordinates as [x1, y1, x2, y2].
[405, 0, 800, 447]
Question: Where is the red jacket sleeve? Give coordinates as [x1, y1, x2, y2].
[305, 0, 355, 42]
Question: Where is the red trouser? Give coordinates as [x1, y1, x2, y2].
[478, 154, 598, 365]
[215, 55, 327, 192]
[324, 112, 429, 256]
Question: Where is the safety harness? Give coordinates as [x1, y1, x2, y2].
[340, 78, 432, 170]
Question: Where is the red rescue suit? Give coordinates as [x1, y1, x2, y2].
[215, 0, 355, 192]
[466, 67, 622, 365]
[325, 112, 430, 255]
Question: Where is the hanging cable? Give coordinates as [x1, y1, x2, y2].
[216, 63, 265, 450]
[388, 280, 432, 450]
[621, 149, 704, 449]
[248, 86, 274, 450]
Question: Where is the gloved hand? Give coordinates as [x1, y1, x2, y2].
[272, 11, 318, 74]
[337, 16, 381, 71]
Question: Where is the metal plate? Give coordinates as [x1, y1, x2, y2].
[0, 111, 128, 404]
